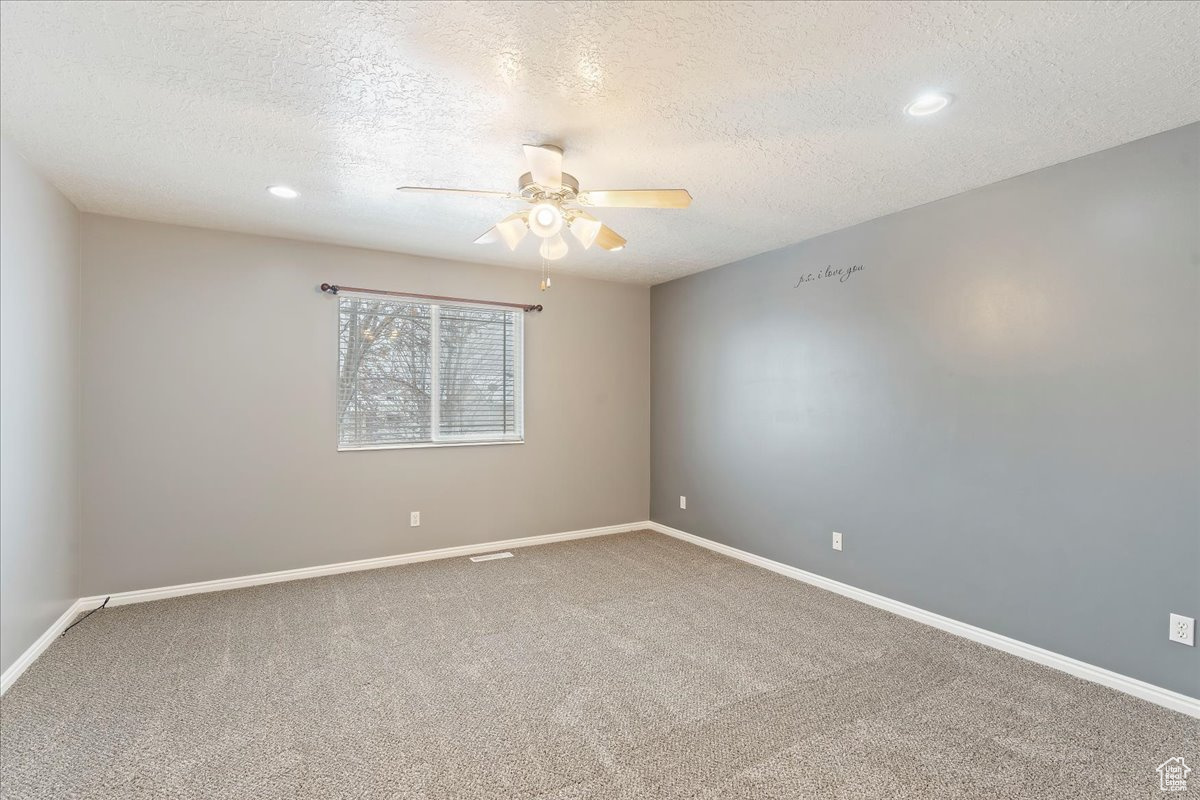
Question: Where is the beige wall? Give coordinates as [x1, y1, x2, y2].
[80, 215, 649, 595]
[1, 139, 80, 673]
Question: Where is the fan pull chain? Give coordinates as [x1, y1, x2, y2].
[540, 255, 552, 291]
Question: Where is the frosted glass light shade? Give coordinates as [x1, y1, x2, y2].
[495, 213, 529, 250]
[569, 214, 602, 249]
[528, 202, 564, 238]
[538, 233, 569, 260]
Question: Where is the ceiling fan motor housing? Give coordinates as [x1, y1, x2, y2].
[519, 171, 579, 200]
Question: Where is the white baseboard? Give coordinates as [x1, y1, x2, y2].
[646, 521, 1200, 719]
[8, 519, 1195, 719]
[1, 599, 90, 694]
[77, 521, 652, 609]
[2, 521, 651, 695]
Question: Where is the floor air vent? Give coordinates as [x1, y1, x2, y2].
[469, 551, 514, 563]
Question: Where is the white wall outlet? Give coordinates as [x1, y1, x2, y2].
[410, 511, 420, 527]
[680, 496, 687, 510]
[1169, 613, 1194, 646]
[832, 531, 843, 551]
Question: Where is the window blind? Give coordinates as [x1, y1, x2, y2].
[337, 295, 523, 449]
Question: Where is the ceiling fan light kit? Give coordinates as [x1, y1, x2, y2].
[399, 144, 691, 281]
[538, 233, 569, 261]
[568, 213, 602, 249]
[528, 201, 564, 238]
[495, 212, 529, 251]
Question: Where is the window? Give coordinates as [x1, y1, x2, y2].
[337, 295, 523, 449]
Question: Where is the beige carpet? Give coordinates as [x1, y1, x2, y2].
[1, 530, 1195, 799]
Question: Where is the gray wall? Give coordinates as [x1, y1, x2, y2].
[0, 139, 81, 674]
[651, 124, 1200, 697]
[80, 215, 649, 595]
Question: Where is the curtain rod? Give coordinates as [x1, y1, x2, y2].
[320, 283, 543, 312]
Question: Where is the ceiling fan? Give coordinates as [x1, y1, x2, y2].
[398, 144, 691, 261]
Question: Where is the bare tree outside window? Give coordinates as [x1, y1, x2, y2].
[337, 296, 523, 449]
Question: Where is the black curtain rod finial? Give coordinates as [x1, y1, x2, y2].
[320, 283, 340, 294]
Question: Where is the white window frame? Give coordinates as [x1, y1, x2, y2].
[337, 294, 524, 451]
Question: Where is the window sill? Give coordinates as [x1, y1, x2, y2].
[338, 439, 525, 452]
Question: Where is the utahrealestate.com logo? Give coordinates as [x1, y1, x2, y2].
[1157, 757, 1192, 792]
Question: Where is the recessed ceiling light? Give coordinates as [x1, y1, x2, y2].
[904, 92, 952, 117]
[267, 185, 299, 199]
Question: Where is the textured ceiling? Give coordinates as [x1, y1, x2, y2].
[1, 1, 1198, 285]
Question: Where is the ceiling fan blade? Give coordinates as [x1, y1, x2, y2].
[523, 144, 563, 190]
[594, 224, 627, 251]
[577, 189, 692, 209]
[398, 186, 516, 199]
[474, 227, 500, 245]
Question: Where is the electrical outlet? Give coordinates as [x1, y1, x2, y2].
[410, 511, 420, 527]
[1169, 613, 1194, 646]
[832, 531, 843, 551]
[680, 496, 687, 510]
